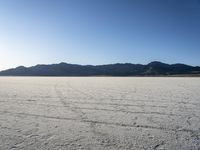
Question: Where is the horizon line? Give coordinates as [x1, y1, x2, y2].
[1, 61, 200, 72]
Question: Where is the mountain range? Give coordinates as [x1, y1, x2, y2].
[0, 61, 200, 76]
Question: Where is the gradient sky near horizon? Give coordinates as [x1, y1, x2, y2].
[0, 0, 200, 70]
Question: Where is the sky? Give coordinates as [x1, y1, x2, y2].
[0, 0, 200, 70]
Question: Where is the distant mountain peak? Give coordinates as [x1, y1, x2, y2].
[148, 61, 168, 66]
[59, 62, 68, 65]
[16, 66, 27, 69]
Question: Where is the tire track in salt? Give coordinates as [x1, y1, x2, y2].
[54, 83, 120, 149]
[0, 101, 188, 117]
[0, 110, 198, 135]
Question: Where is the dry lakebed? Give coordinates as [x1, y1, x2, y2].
[0, 77, 199, 150]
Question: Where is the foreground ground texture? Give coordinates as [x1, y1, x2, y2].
[0, 77, 199, 150]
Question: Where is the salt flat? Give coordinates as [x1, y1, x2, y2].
[0, 77, 199, 150]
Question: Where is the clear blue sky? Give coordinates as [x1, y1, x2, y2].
[0, 0, 200, 70]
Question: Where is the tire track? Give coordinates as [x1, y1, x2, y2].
[1, 98, 199, 107]
[54, 84, 88, 121]
[0, 100, 196, 117]
[0, 99, 169, 109]
[0, 110, 197, 135]
[0, 100, 172, 108]
[54, 83, 121, 148]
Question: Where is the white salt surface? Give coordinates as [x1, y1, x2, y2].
[0, 77, 199, 150]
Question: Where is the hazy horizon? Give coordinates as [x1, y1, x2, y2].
[1, 0, 200, 70]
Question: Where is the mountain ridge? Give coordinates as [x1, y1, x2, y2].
[0, 61, 200, 76]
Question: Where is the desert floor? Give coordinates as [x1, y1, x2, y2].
[0, 77, 199, 150]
